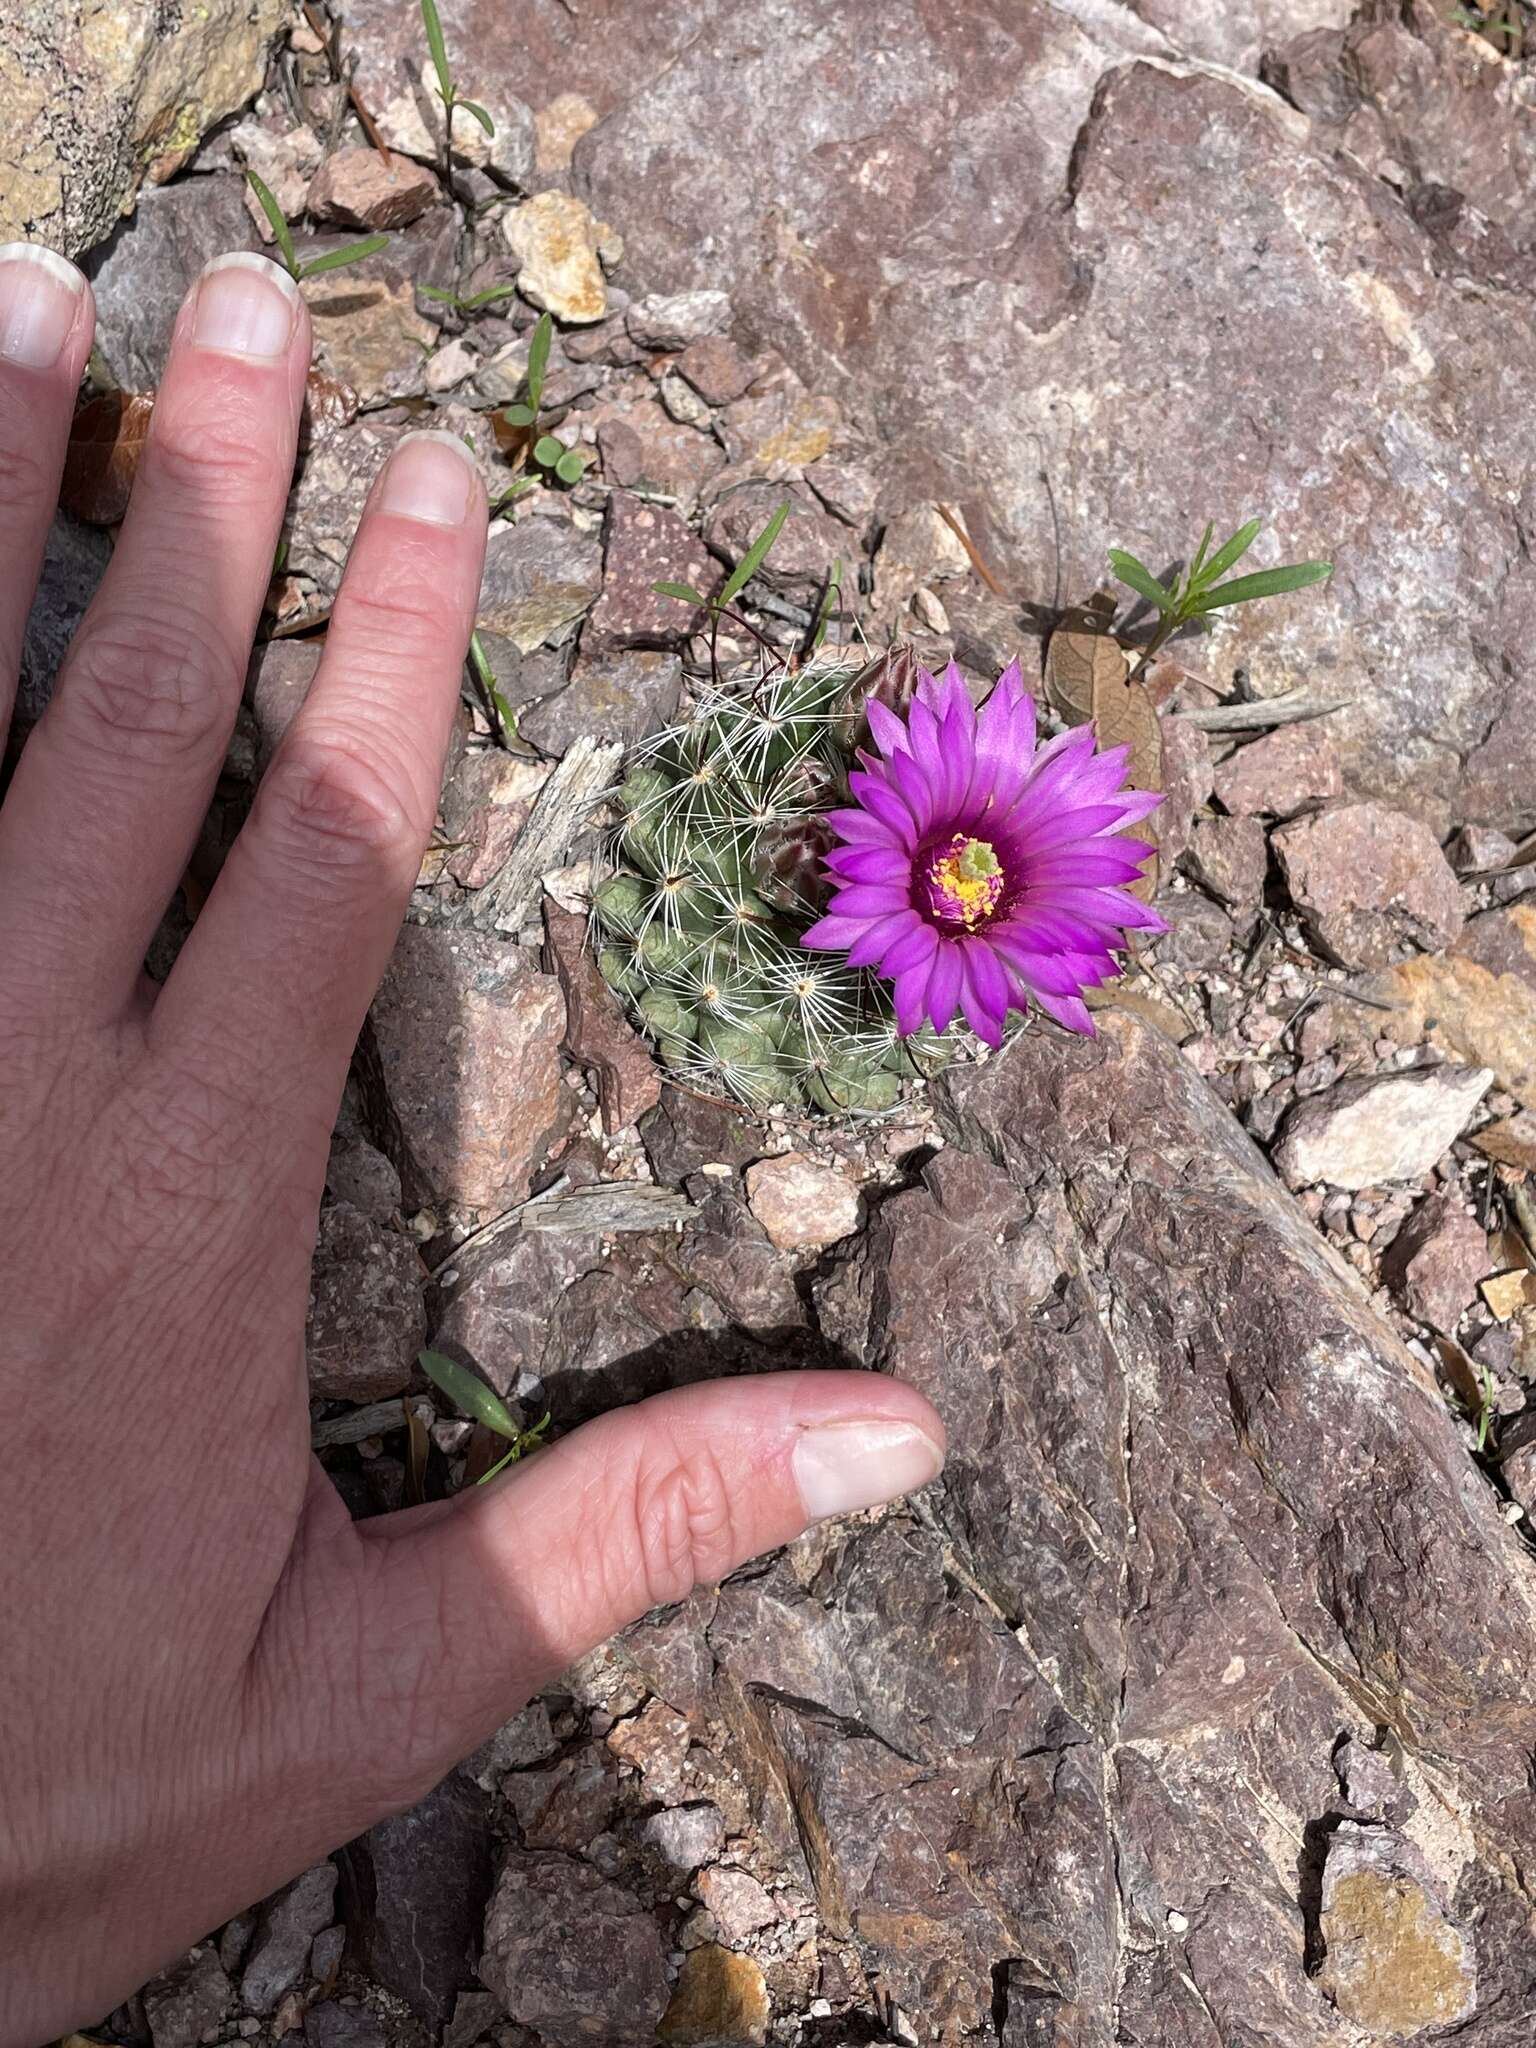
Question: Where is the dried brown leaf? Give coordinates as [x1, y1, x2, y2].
[61, 391, 154, 525]
[1091, 661, 1163, 901]
[1045, 591, 1121, 724]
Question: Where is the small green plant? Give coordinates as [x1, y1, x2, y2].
[655, 499, 791, 619]
[493, 312, 591, 500]
[246, 171, 389, 282]
[468, 628, 519, 744]
[418, 281, 519, 315]
[420, 0, 494, 181]
[419, 1349, 550, 1482]
[1108, 519, 1332, 679]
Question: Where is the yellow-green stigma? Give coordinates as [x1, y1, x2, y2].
[924, 834, 1005, 929]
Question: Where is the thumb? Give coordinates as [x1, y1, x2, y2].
[282, 1371, 943, 1803]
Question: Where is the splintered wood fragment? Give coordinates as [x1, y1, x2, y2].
[311, 1397, 430, 1449]
[1176, 691, 1348, 732]
[465, 734, 621, 933]
[520, 1181, 699, 1233]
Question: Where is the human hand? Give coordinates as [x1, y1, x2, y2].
[0, 242, 945, 2043]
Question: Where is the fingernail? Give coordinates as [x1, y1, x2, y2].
[0, 243, 86, 370]
[377, 431, 478, 527]
[191, 252, 300, 360]
[792, 1419, 945, 1522]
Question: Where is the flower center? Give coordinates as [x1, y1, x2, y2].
[923, 834, 1004, 929]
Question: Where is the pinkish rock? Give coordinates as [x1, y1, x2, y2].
[1156, 715, 1213, 867]
[593, 397, 725, 508]
[543, 901, 662, 1133]
[439, 751, 548, 892]
[1381, 1193, 1488, 1334]
[369, 926, 566, 1211]
[1211, 720, 1344, 818]
[694, 1866, 776, 1942]
[306, 1202, 426, 1400]
[306, 146, 439, 230]
[1274, 1064, 1493, 1191]
[745, 1154, 861, 1252]
[587, 494, 722, 651]
[1448, 824, 1518, 874]
[1273, 803, 1464, 969]
[1183, 814, 1268, 909]
[676, 335, 757, 406]
[480, 1859, 669, 2048]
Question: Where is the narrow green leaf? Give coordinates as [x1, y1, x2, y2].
[1190, 517, 1262, 594]
[297, 234, 390, 280]
[525, 310, 553, 413]
[460, 284, 517, 309]
[418, 1349, 519, 1439]
[272, 538, 289, 573]
[653, 580, 707, 606]
[1185, 521, 1214, 595]
[420, 0, 454, 105]
[1189, 560, 1333, 612]
[491, 478, 540, 514]
[491, 686, 520, 736]
[1107, 548, 1176, 616]
[718, 501, 790, 610]
[533, 433, 565, 468]
[416, 282, 460, 304]
[246, 170, 297, 277]
[501, 401, 536, 427]
[458, 99, 495, 136]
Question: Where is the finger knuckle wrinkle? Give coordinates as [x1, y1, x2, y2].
[632, 1445, 739, 1611]
[330, 578, 453, 646]
[0, 431, 55, 512]
[260, 738, 416, 881]
[62, 618, 236, 764]
[143, 416, 280, 506]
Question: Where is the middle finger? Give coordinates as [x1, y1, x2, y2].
[0, 252, 310, 1019]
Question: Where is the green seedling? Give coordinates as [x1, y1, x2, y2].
[468, 628, 519, 744]
[418, 1349, 550, 1482]
[417, 281, 519, 314]
[496, 312, 591, 491]
[1108, 518, 1332, 680]
[420, 0, 495, 170]
[246, 171, 389, 283]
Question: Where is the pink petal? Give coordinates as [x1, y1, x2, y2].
[848, 771, 919, 849]
[961, 942, 1011, 1048]
[866, 697, 910, 759]
[926, 939, 963, 1033]
[825, 806, 904, 849]
[825, 844, 913, 885]
[893, 962, 931, 1036]
[882, 921, 938, 976]
[846, 909, 918, 968]
[800, 914, 868, 952]
[825, 882, 911, 919]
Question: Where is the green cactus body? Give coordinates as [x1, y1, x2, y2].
[594, 656, 957, 1114]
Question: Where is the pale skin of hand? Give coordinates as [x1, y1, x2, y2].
[0, 244, 945, 2043]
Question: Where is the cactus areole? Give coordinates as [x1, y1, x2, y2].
[593, 651, 1162, 1112]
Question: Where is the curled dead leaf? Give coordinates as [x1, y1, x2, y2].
[61, 391, 154, 525]
[1045, 590, 1122, 725]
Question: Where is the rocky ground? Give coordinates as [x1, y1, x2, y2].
[15, 0, 1536, 2043]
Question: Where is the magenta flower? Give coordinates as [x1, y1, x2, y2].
[800, 660, 1164, 1046]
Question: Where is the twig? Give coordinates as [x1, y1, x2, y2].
[935, 503, 1008, 598]
[342, 52, 394, 165]
[458, 734, 622, 933]
[1175, 690, 1349, 733]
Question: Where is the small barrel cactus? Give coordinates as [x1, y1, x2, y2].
[593, 653, 950, 1112]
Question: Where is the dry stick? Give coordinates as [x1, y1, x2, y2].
[934, 503, 1008, 598]
[1174, 690, 1349, 733]
[459, 734, 623, 934]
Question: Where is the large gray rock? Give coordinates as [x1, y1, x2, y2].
[566, 1, 1536, 830]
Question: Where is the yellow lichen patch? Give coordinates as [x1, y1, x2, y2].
[1321, 1868, 1473, 2038]
[659, 1946, 769, 2046]
[1369, 946, 1536, 1108]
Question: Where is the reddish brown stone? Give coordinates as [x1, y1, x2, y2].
[369, 925, 566, 1211]
[587, 493, 722, 650]
[543, 900, 662, 1133]
[1273, 803, 1464, 968]
[307, 146, 439, 231]
[1211, 719, 1344, 819]
[593, 397, 725, 508]
[676, 334, 757, 406]
[1381, 1192, 1489, 1333]
[1183, 814, 1267, 909]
